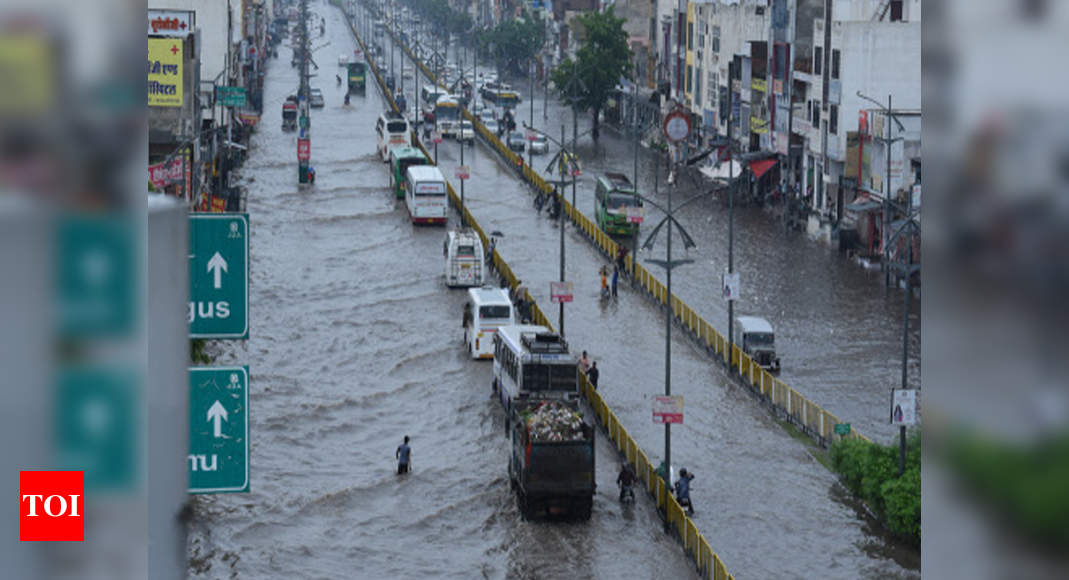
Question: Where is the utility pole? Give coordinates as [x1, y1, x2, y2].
[297, 0, 312, 184]
[529, 59, 535, 168]
[727, 60, 735, 363]
[883, 94, 893, 287]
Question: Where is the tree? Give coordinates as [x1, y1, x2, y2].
[479, 12, 545, 75]
[550, 7, 632, 141]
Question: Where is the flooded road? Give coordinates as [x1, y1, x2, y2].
[186, 3, 697, 578]
[373, 5, 921, 578]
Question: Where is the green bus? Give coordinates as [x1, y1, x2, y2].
[347, 61, 366, 94]
[389, 146, 430, 198]
[594, 172, 643, 236]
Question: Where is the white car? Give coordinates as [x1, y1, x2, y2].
[483, 119, 499, 136]
[529, 134, 548, 154]
[458, 120, 475, 143]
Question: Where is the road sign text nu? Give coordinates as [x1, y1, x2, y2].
[189, 366, 249, 493]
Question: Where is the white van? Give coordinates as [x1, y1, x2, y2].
[376, 111, 410, 162]
[734, 316, 782, 373]
[404, 165, 448, 225]
[465, 287, 515, 359]
[444, 230, 485, 287]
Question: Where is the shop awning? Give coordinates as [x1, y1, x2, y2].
[845, 196, 882, 213]
[748, 158, 777, 179]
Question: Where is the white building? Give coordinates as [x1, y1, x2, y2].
[792, 0, 920, 224]
[151, 0, 250, 109]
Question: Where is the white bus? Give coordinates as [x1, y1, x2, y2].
[376, 111, 410, 162]
[492, 326, 579, 413]
[404, 165, 448, 225]
[464, 287, 514, 359]
[445, 230, 485, 288]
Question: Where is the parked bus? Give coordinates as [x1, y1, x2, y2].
[492, 326, 579, 413]
[389, 147, 429, 199]
[434, 95, 461, 138]
[593, 172, 643, 236]
[464, 286, 514, 359]
[376, 111, 410, 162]
[404, 165, 448, 225]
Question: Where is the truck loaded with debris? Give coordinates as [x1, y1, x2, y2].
[508, 399, 595, 520]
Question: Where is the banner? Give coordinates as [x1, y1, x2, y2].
[148, 156, 184, 191]
[148, 38, 183, 107]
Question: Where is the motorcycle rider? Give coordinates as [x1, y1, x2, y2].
[617, 464, 636, 502]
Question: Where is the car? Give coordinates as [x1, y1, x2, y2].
[529, 134, 548, 154]
[507, 131, 525, 152]
[309, 88, 324, 108]
[458, 120, 475, 143]
[338, 54, 349, 66]
[483, 119, 500, 136]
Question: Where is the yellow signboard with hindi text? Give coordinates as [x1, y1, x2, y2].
[148, 37, 183, 107]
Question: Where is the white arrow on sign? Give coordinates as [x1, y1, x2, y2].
[207, 400, 228, 438]
[207, 252, 228, 289]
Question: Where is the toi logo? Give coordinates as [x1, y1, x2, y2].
[20, 471, 84, 541]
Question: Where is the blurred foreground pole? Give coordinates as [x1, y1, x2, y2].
[147, 195, 190, 580]
[0, 198, 50, 578]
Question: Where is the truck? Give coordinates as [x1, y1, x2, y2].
[347, 61, 366, 94]
[508, 398, 595, 520]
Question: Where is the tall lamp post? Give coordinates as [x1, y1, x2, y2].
[857, 90, 914, 475]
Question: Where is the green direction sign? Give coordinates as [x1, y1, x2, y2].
[216, 86, 246, 107]
[57, 215, 135, 338]
[189, 213, 248, 339]
[834, 423, 852, 436]
[189, 366, 249, 493]
[55, 366, 137, 492]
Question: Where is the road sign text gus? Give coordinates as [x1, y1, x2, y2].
[21, 494, 81, 517]
[188, 300, 231, 322]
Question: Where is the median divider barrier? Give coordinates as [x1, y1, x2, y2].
[373, 9, 873, 448]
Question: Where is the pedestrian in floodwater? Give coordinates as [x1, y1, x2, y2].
[579, 351, 591, 374]
[611, 265, 619, 298]
[396, 436, 412, 474]
[587, 361, 599, 390]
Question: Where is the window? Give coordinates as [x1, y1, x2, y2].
[812, 100, 820, 121]
[831, 49, 840, 80]
[829, 104, 838, 134]
[712, 26, 720, 53]
[695, 68, 703, 104]
[686, 65, 693, 93]
[687, 22, 693, 51]
[756, 5, 765, 15]
[890, 0, 903, 22]
[813, 46, 822, 76]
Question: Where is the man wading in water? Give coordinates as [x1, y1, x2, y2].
[396, 436, 412, 474]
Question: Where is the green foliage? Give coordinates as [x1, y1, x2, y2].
[829, 430, 921, 544]
[549, 7, 631, 139]
[948, 430, 1069, 548]
[190, 339, 212, 365]
[478, 13, 545, 74]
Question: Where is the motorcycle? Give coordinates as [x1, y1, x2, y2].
[619, 481, 635, 504]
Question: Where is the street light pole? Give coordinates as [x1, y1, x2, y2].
[727, 60, 735, 363]
[529, 59, 535, 168]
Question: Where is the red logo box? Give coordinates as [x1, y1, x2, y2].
[20, 471, 84, 541]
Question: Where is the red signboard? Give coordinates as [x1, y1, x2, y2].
[297, 138, 310, 161]
[210, 196, 227, 213]
[148, 156, 184, 191]
[550, 281, 574, 303]
[653, 396, 683, 424]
